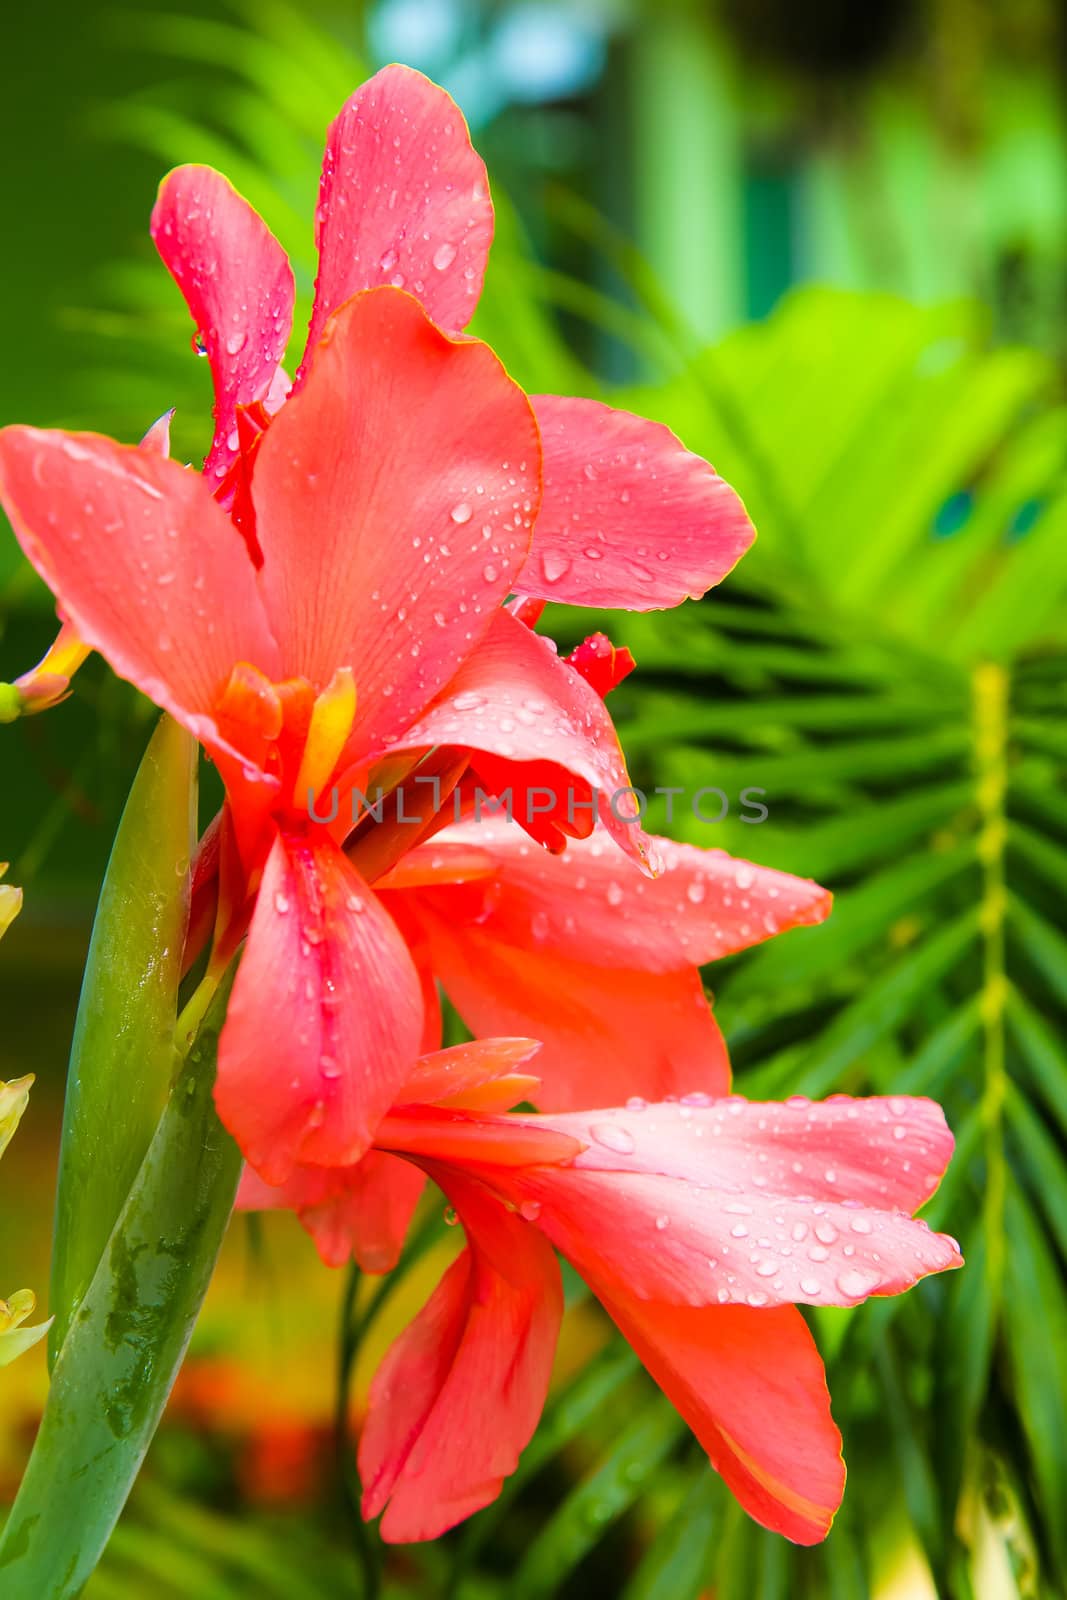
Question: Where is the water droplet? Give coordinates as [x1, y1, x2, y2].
[814, 1221, 838, 1244]
[451, 501, 472, 524]
[225, 330, 247, 356]
[443, 1205, 459, 1227]
[654, 1214, 670, 1231]
[686, 880, 705, 905]
[541, 552, 572, 585]
[800, 1276, 822, 1296]
[836, 1268, 879, 1299]
[519, 1199, 542, 1222]
[433, 241, 458, 271]
[589, 1121, 635, 1155]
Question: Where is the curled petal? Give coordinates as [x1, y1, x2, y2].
[520, 396, 755, 610]
[151, 165, 294, 480]
[0, 876, 22, 944]
[398, 1038, 544, 1110]
[305, 64, 493, 368]
[216, 830, 424, 1183]
[0, 1289, 52, 1368]
[393, 610, 652, 868]
[359, 1174, 561, 1542]
[0, 1074, 33, 1159]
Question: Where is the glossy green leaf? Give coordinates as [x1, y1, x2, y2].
[0, 974, 241, 1600]
[49, 714, 197, 1364]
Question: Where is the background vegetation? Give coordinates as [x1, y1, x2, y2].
[2, 1, 1066, 1595]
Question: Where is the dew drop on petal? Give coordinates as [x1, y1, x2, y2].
[837, 1267, 880, 1299]
[450, 501, 473, 524]
[589, 1121, 635, 1155]
[541, 552, 572, 585]
[433, 241, 457, 271]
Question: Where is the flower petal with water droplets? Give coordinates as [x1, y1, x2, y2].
[151, 165, 294, 480]
[302, 64, 493, 372]
[519, 396, 755, 610]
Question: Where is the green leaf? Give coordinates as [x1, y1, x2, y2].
[0, 975, 241, 1600]
[1007, 988, 1067, 1140]
[512, 1400, 685, 1600]
[49, 714, 197, 1364]
[621, 1469, 722, 1600]
[1001, 1181, 1067, 1578]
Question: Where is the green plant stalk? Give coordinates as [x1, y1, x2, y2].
[973, 661, 1009, 1304]
[49, 713, 197, 1364]
[0, 973, 241, 1599]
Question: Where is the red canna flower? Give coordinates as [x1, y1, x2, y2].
[0, 66, 759, 1181]
[240, 1038, 962, 1544]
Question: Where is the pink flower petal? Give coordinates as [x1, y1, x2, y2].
[393, 609, 652, 867]
[0, 427, 279, 744]
[385, 881, 731, 1107]
[520, 396, 755, 610]
[251, 289, 539, 752]
[216, 830, 424, 1183]
[396, 820, 830, 975]
[151, 166, 294, 480]
[399, 1038, 544, 1107]
[359, 1173, 561, 1542]
[303, 65, 492, 373]
[601, 1296, 844, 1544]
[505, 1097, 962, 1310]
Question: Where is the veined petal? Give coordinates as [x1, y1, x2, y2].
[601, 1296, 844, 1544]
[520, 396, 755, 610]
[0, 428, 279, 742]
[359, 1173, 561, 1543]
[151, 165, 294, 480]
[216, 830, 424, 1183]
[252, 289, 539, 749]
[393, 609, 652, 867]
[304, 64, 492, 368]
[237, 1151, 424, 1272]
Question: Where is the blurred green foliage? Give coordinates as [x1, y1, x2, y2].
[2, 1, 1066, 1597]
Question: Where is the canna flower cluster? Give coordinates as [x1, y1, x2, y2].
[0, 67, 961, 1543]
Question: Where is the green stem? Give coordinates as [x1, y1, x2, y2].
[0, 976, 241, 1599]
[336, 1263, 380, 1600]
[973, 661, 1009, 1303]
